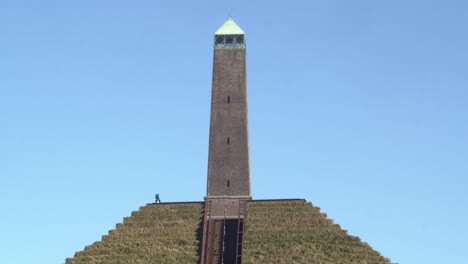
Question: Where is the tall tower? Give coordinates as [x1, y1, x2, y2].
[205, 18, 251, 218]
[201, 19, 251, 264]
[66, 18, 394, 264]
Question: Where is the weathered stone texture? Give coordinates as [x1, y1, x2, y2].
[207, 48, 251, 199]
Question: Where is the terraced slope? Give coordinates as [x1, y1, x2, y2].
[242, 200, 393, 264]
[66, 202, 204, 264]
[66, 200, 393, 264]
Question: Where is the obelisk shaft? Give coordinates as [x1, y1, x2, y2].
[205, 19, 251, 218]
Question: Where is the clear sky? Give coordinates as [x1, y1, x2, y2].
[1, 1, 467, 263]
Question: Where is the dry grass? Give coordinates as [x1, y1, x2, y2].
[66, 200, 393, 264]
[242, 200, 394, 264]
[66, 203, 204, 264]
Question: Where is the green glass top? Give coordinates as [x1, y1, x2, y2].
[215, 18, 245, 35]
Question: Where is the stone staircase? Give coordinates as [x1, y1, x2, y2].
[206, 219, 224, 264]
[201, 200, 247, 264]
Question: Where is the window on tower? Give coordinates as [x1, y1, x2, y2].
[215, 35, 224, 45]
[225, 35, 234, 44]
[214, 34, 246, 47]
[235, 35, 244, 44]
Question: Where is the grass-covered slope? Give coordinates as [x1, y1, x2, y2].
[66, 202, 204, 264]
[242, 200, 393, 264]
[66, 200, 393, 264]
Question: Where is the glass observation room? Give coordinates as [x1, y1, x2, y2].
[214, 34, 245, 47]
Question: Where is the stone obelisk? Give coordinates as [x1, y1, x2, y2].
[205, 18, 251, 218]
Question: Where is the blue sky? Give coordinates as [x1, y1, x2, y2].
[1, 1, 467, 263]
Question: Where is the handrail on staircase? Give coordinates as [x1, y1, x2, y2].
[201, 200, 212, 264]
[220, 206, 227, 264]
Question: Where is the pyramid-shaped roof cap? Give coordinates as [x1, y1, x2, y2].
[215, 18, 245, 35]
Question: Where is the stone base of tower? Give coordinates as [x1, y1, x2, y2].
[204, 196, 251, 219]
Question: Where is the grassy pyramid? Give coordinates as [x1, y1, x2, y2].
[66, 200, 393, 264]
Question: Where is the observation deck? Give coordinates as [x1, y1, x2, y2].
[214, 18, 246, 48]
